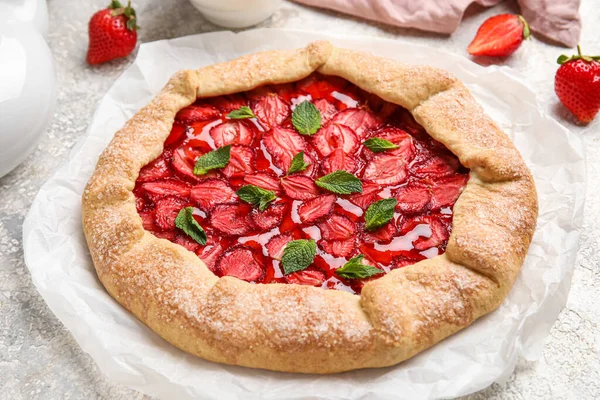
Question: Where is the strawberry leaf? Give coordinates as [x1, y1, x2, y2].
[364, 198, 397, 230]
[316, 170, 362, 195]
[288, 151, 310, 174]
[236, 184, 276, 211]
[335, 255, 383, 279]
[227, 106, 256, 120]
[292, 100, 321, 135]
[175, 207, 207, 245]
[281, 239, 317, 275]
[193, 145, 231, 175]
[364, 137, 399, 153]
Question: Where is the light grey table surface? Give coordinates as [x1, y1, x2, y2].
[1, 0, 598, 399]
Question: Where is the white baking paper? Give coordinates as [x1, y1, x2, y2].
[23, 29, 586, 399]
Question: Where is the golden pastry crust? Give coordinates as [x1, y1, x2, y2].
[82, 41, 538, 373]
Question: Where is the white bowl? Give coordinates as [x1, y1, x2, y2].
[0, 23, 56, 178]
[189, 0, 281, 28]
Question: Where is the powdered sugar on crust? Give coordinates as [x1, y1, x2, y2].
[81, 42, 537, 373]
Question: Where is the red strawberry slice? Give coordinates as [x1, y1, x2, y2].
[285, 269, 326, 286]
[172, 147, 217, 182]
[197, 243, 223, 273]
[175, 105, 221, 124]
[151, 230, 176, 241]
[391, 256, 421, 270]
[372, 127, 416, 162]
[413, 154, 460, 178]
[139, 211, 156, 230]
[252, 93, 290, 129]
[280, 175, 320, 200]
[266, 233, 293, 260]
[209, 203, 255, 236]
[208, 94, 247, 112]
[318, 214, 356, 240]
[210, 120, 255, 148]
[312, 123, 359, 157]
[174, 233, 201, 253]
[222, 145, 255, 178]
[347, 182, 381, 210]
[262, 127, 306, 171]
[296, 74, 347, 100]
[243, 172, 281, 195]
[154, 196, 187, 230]
[138, 153, 172, 182]
[190, 179, 236, 211]
[362, 222, 396, 244]
[321, 148, 359, 175]
[400, 216, 449, 251]
[165, 125, 187, 148]
[298, 194, 336, 224]
[331, 108, 382, 139]
[250, 203, 287, 231]
[394, 183, 432, 214]
[216, 246, 265, 282]
[314, 98, 338, 124]
[142, 179, 191, 201]
[363, 154, 408, 185]
[430, 174, 468, 210]
[319, 238, 356, 258]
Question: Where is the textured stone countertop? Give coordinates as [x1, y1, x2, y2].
[1, 0, 599, 398]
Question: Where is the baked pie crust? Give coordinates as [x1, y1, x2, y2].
[82, 41, 538, 373]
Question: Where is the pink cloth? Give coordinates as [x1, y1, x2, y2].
[292, 0, 581, 47]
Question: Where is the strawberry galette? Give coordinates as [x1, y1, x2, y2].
[82, 41, 538, 373]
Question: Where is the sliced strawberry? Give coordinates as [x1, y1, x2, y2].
[362, 222, 396, 244]
[312, 123, 359, 157]
[154, 197, 187, 230]
[317, 214, 356, 240]
[298, 194, 336, 224]
[363, 155, 408, 185]
[296, 74, 347, 100]
[266, 233, 293, 260]
[197, 243, 223, 273]
[209, 120, 255, 147]
[430, 174, 468, 210]
[171, 147, 213, 182]
[151, 230, 176, 241]
[280, 175, 320, 200]
[262, 127, 306, 171]
[174, 233, 201, 253]
[138, 153, 171, 182]
[222, 145, 255, 178]
[319, 238, 356, 258]
[208, 94, 247, 112]
[141, 179, 191, 201]
[391, 256, 421, 270]
[372, 127, 416, 162]
[139, 210, 156, 230]
[136, 196, 148, 212]
[165, 125, 187, 148]
[285, 269, 326, 286]
[314, 98, 338, 124]
[190, 179, 236, 211]
[250, 203, 287, 231]
[175, 105, 221, 124]
[209, 203, 255, 236]
[331, 108, 382, 139]
[252, 93, 290, 129]
[216, 246, 265, 281]
[413, 154, 460, 178]
[243, 172, 281, 195]
[321, 148, 359, 175]
[400, 216, 449, 251]
[347, 182, 381, 210]
[394, 183, 432, 214]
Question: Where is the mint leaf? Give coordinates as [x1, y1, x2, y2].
[315, 170, 362, 195]
[335, 255, 383, 279]
[236, 184, 276, 211]
[193, 145, 231, 175]
[292, 100, 321, 135]
[288, 151, 310, 174]
[227, 106, 256, 120]
[175, 207, 207, 245]
[364, 137, 399, 153]
[364, 198, 397, 230]
[281, 239, 317, 275]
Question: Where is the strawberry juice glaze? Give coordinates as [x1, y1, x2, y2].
[133, 73, 469, 294]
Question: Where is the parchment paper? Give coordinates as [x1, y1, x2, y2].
[22, 29, 586, 400]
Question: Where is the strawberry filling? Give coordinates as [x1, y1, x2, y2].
[133, 73, 469, 294]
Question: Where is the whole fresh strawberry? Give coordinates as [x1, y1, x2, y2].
[87, 1, 139, 65]
[555, 46, 600, 123]
[467, 14, 530, 57]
